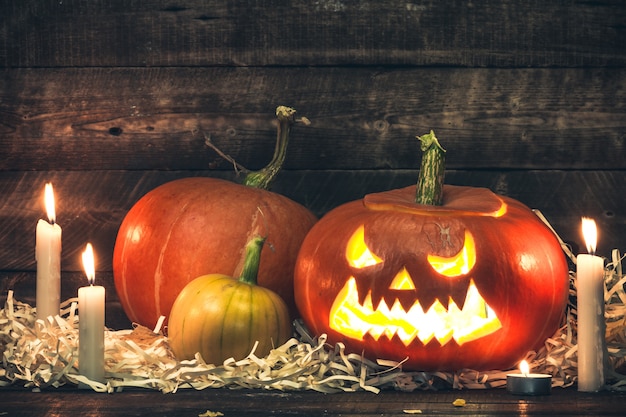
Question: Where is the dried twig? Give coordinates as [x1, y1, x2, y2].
[203, 133, 249, 176]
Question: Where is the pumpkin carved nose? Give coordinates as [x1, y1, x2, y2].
[389, 267, 416, 290]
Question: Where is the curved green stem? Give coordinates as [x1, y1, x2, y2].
[238, 235, 266, 286]
[243, 106, 308, 190]
[415, 130, 446, 206]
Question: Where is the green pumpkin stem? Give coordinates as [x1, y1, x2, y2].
[415, 130, 446, 206]
[242, 106, 309, 190]
[238, 235, 266, 286]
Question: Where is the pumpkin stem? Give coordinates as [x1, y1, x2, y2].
[242, 106, 310, 190]
[415, 130, 446, 206]
[238, 235, 266, 286]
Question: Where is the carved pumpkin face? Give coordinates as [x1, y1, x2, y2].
[331, 226, 503, 348]
[294, 185, 568, 371]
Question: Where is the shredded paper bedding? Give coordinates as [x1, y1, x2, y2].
[2, 215, 626, 393]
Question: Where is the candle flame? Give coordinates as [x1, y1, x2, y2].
[520, 360, 530, 377]
[581, 217, 598, 255]
[44, 183, 56, 224]
[82, 243, 95, 285]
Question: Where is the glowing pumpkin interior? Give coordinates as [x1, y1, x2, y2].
[330, 225, 502, 346]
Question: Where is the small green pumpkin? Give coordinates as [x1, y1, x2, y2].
[168, 235, 292, 363]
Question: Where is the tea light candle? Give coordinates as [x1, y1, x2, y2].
[36, 183, 62, 320]
[78, 243, 105, 387]
[577, 217, 605, 392]
[507, 360, 552, 395]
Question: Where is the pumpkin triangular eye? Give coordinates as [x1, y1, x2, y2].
[346, 225, 383, 268]
[427, 230, 476, 277]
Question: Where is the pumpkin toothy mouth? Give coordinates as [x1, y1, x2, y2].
[329, 277, 502, 346]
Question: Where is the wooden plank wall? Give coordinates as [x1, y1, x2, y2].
[1, 0, 625, 329]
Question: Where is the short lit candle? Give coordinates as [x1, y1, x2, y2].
[36, 183, 62, 320]
[577, 217, 605, 392]
[78, 243, 105, 387]
[506, 360, 552, 395]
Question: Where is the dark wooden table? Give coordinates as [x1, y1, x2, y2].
[1, 387, 625, 417]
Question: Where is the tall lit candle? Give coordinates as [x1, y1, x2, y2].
[36, 183, 62, 320]
[78, 243, 105, 386]
[577, 217, 605, 392]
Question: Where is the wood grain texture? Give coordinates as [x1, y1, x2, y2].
[1, 67, 625, 171]
[0, 387, 625, 416]
[1, 0, 624, 68]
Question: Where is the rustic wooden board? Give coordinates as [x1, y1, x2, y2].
[1, 0, 624, 68]
[0, 169, 623, 275]
[0, 387, 625, 416]
[1, 67, 625, 171]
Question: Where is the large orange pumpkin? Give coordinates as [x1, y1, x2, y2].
[293, 132, 569, 371]
[113, 107, 317, 328]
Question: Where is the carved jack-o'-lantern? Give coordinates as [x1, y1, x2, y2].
[334, 223, 501, 347]
[294, 133, 569, 371]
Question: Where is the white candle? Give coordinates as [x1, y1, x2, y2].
[36, 183, 62, 320]
[577, 217, 605, 392]
[78, 243, 105, 386]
